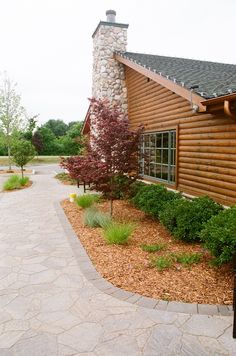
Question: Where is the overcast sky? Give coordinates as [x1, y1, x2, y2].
[0, 0, 235, 125]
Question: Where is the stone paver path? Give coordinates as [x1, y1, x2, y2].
[0, 169, 235, 355]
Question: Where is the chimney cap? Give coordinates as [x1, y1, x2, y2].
[106, 9, 116, 22]
[106, 9, 116, 16]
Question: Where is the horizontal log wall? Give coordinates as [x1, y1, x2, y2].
[126, 66, 236, 206]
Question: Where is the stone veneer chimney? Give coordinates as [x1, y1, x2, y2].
[92, 10, 129, 112]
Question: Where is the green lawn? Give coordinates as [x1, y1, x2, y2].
[0, 156, 67, 166]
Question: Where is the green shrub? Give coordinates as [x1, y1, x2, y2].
[132, 184, 181, 219]
[159, 196, 223, 242]
[75, 194, 100, 209]
[3, 175, 22, 190]
[141, 243, 166, 252]
[126, 180, 147, 199]
[199, 206, 236, 265]
[19, 176, 29, 186]
[151, 256, 173, 271]
[171, 252, 202, 266]
[103, 222, 136, 245]
[84, 207, 112, 228]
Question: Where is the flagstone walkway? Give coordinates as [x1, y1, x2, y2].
[0, 168, 235, 355]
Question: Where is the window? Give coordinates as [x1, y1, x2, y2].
[139, 130, 176, 184]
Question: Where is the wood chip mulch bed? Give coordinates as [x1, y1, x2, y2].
[61, 199, 233, 305]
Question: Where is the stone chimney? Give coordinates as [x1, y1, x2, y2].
[92, 10, 129, 112]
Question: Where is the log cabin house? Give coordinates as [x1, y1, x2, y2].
[82, 10, 236, 206]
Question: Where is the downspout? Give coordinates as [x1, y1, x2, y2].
[224, 100, 236, 119]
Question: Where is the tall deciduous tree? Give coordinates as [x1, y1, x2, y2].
[0, 74, 26, 170]
[61, 98, 143, 215]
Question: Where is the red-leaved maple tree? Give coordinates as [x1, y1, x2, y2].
[61, 98, 143, 215]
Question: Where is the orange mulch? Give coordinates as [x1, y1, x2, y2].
[61, 199, 233, 305]
[0, 169, 33, 175]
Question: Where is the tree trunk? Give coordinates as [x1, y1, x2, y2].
[7, 145, 11, 171]
[109, 199, 113, 217]
[21, 166, 24, 178]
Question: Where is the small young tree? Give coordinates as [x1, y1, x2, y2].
[0, 74, 26, 170]
[11, 140, 35, 177]
[61, 98, 143, 215]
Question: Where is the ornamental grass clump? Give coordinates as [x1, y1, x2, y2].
[19, 176, 29, 186]
[3, 175, 29, 191]
[83, 207, 112, 228]
[75, 194, 100, 209]
[199, 206, 236, 265]
[103, 222, 136, 245]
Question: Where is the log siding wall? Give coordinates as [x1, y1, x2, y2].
[125, 66, 236, 206]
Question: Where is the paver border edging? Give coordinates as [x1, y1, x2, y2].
[54, 201, 233, 317]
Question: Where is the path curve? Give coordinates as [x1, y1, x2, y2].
[0, 169, 235, 355]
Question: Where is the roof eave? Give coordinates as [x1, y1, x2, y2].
[201, 93, 236, 106]
[114, 53, 207, 112]
[81, 104, 91, 135]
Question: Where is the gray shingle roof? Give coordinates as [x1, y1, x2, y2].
[118, 51, 236, 99]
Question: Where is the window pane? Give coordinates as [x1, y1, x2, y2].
[150, 164, 156, 177]
[163, 149, 168, 164]
[144, 162, 149, 175]
[156, 133, 162, 148]
[150, 149, 155, 163]
[163, 132, 168, 148]
[170, 166, 175, 182]
[156, 149, 161, 163]
[171, 149, 175, 165]
[156, 164, 161, 178]
[150, 134, 155, 147]
[144, 149, 150, 162]
[162, 166, 168, 180]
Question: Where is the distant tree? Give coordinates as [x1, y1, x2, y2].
[37, 127, 59, 155]
[11, 140, 35, 177]
[67, 121, 83, 139]
[23, 115, 38, 141]
[57, 135, 81, 155]
[32, 131, 44, 154]
[68, 121, 77, 129]
[61, 98, 143, 216]
[44, 119, 68, 137]
[0, 74, 26, 170]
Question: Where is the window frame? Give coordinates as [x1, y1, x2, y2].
[139, 128, 178, 186]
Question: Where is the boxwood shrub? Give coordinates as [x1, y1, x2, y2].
[132, 184, 182, 219]
[159, 196, 223, 242]
[199, 206, 236, 265]
[127, 180, 147, 199]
